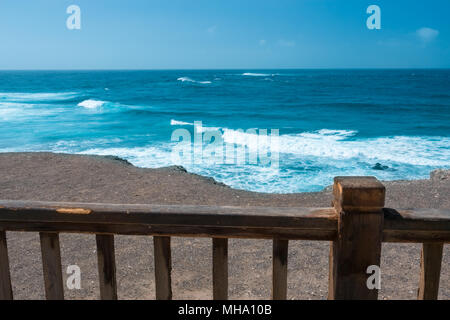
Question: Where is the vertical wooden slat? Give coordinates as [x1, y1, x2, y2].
[212, 238, 228, 300]
[272, 239, 288, 300]
[418, 242, 443, 300]
[39, 232, 64, 300]
[96, 234, 117, 300]
[154, 236, 172, 300]
[328, 177, 385, 300]
[0, 231, 13, 300]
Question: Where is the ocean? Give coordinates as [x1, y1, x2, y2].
[0, 69, 449, 193]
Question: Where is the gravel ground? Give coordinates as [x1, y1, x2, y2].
[0, 152, 448, 300]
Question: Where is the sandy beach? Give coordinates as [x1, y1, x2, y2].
[0, 152, 448, 300]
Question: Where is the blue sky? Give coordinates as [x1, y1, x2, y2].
[0, 0, 449, 69]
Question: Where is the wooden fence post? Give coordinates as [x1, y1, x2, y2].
[212, 238, 228, 300]
[0, 231, 13, 300]
[272, 239, 288, 300]
[40, 232, 64, 300]
[96, 234, 118, 300]
[154, 236, 172, 300]
[328, 177, 385, 300]
[418, 242, 443, 300]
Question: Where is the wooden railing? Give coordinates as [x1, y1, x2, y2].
[0, 177, 448, 300]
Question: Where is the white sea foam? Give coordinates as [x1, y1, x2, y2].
[222, 128, 268, 152]
[0, 105, 27, 121]
[78, 146, 174, 168]
[52, 127, 450, 194]
[196, 125, 222, 133]
[170, 120, 222, 132]
[77, 99, 107, 109]
[73, 126, 450, 169]
[21, 124, 449, 194]
[242, 73, 271, 77]
[0, 102, 59, 121]
[177, 77, 212, 84]
[0, 92, 78, 102]
[282, 132, 450, 166]
[75, 144, 285, 192]
[170, 119, 193, 126]
[316, 129, 356, 137]
[220, 128, 449, 167]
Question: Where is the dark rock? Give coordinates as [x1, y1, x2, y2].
[102, 155, 132, 165]
[372, 163, 389, 170]
[165, 165, 188, 173]
[200, 175, 228, 187]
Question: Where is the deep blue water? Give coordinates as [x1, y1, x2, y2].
[0, 70, 449, 192]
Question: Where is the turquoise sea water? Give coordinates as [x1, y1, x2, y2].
[0, 70, 449, 193]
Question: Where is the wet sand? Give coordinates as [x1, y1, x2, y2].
[0, 152, 448, 300]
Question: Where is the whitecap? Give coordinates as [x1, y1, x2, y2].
[0, 101, 59, 121]
[63, 129, 450, 193]
[170, 119, 193, 126]
[77, 99, 106, 109]
[170, 120, 222, 132]
[0, 92, 78, 102]
[177, 77, 193, 82]
[220, 128, 449, 167]
[242, 73, 271, 77]
[177, 77, 211, 84]
[196, 125, 221, 133]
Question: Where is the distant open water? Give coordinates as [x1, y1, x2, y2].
[0, 70, 449, 193]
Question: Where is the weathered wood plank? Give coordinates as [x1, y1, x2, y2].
[39, 232, 64, 300]
[0, 221, 337, 241]
[212, 238, 228, 300]
[384, 208, 450, 230]
[154, 236, 172, 300]
[0, 231, 13, 300]
[418, 243, 443, 300]
[0, 200, 337, 230]
[328, 177, 384, 300]
[383, 230, 450, 243]
[383, 208, 450, 243]
[0, 201, 449, 243]
[3, 219, 450, 243]
[272, 239, 288, 300]
[96, 234, 117, 300]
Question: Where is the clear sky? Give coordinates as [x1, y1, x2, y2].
[0, 0, 449, 69]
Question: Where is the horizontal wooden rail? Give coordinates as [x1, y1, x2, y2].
[0, 201, 448, 242]
[0, 177, 448, 300]
[0, 201, 338, 241]
[383, 208, 450, 243]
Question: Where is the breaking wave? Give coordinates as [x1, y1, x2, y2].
[177, 77, 212, 84]
[170, 119, 193, 125]
[0, 92, 79, 102]
[77, 99, 107, 109]
[242, 73, 271, 77]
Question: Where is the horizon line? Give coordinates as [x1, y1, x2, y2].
[0, 67, 449, 71]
